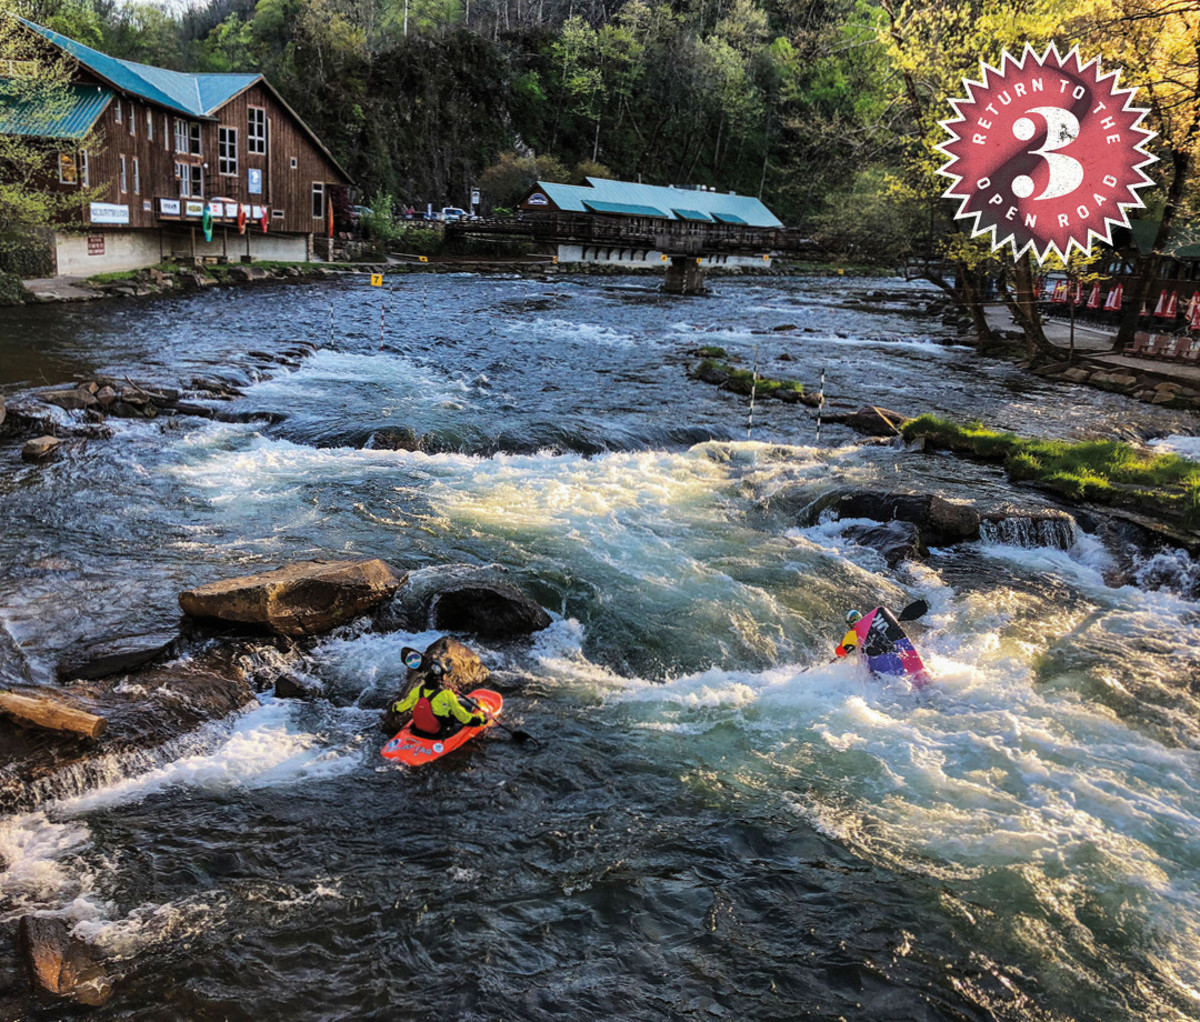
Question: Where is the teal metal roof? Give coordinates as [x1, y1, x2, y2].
[0, 80, 111, 138]
[533, 178, 783, 228]
[672, 208, 711, 221]
[711, 212, 748, 224]
[19, 20, 259, 118]
[583, 200, 668, 217]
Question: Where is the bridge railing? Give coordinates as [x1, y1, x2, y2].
[446, 212, 815, 256]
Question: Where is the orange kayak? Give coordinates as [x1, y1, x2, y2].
[380, 688, 503, 766]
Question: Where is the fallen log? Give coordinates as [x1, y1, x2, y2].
[0, 690, 106, 740]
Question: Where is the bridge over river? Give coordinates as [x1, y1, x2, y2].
[445, 211, 817, 292]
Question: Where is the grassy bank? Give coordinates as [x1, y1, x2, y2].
[902, 414, 1200, 527]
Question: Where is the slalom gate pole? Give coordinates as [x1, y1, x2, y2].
[747, 345, 759, 440]
[815, 367, 825, 444]
[329, 301, 334, 347]
[380, 301, 385, 351]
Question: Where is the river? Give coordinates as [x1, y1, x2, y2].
[1, 271, 1199, 1021]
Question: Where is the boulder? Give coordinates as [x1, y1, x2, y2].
[827, 406, 912, 436]
[18, 916, 113, 1007]
[379, 635, 491, 734]
[56, 631, 178, 683]
[430, 581, 552, 638]
[274, 673, 321, 700]
[804, 488, 981, 546]
[94, 386, 117, 407]
[36, 388, 97, 412]
[0, 394, 5, 428]
[179, 559, 406, 637]
[21, 436, 60, 461]
[692, 362, 731, 386]
[385, 563, 551, 638]
[842, 520, 928, 567]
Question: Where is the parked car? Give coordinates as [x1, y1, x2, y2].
[350, 205, 373, 220]
[441, 207, 468, 222]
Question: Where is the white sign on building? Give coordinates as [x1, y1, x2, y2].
[159, 198, 181, 216]
[89, 202, 130, 225]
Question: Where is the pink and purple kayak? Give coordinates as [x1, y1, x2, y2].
[850, 608, 931, 688]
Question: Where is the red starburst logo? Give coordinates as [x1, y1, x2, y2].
[937, 44, 1157, 263]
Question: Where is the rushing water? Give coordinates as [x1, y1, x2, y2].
[2, 272, 1200, 1021]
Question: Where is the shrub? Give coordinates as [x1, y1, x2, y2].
[0, 271, 28, 305]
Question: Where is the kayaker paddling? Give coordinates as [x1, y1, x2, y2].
[390, 655, 488, 739]
[835, 600, 932, 687]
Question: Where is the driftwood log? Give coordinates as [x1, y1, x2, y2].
[0, 690, 106, 740]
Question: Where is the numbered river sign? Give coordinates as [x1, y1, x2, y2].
[937, 44, 1157, 263]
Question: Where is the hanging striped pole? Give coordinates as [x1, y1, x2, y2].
[747, 345, 759, 440]
[329, 301, 334, 347]
[815, 368, 826, 444]
[380, 301, 385, 350]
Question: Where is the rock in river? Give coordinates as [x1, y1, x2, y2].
[179, 559, 405, 637]
[18, 915, 113, 1007]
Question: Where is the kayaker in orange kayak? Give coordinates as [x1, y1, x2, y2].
[390, 659, 488, 738]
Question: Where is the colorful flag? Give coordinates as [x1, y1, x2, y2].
[1154, 290, 1169, 317]
[1087, 283, 1101, 309]
[1165, 291, 1178, 318]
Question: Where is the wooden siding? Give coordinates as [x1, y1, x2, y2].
[43, 78, 348, 237]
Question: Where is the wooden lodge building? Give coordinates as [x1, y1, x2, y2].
[2, 20, 352, 275]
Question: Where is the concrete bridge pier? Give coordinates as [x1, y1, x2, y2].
[664, 255, 706, 295]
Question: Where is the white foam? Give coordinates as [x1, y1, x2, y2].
[1150, 435, 1200, 462]
[63, 700, 357, 814]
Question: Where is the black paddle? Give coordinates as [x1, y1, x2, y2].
[897, 598, 930, 622]
[458, 691, 541, 747]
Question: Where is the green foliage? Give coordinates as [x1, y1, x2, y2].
[696, 345, 727, 358]
[903, 414, 1200, 522]
[809, 167, 925, 266]
[0, 5, 106, 230]
[360, 193, 404, 243]
[479, 152, 568, 210]
[0, 270, 27, 305]
[0, 229, 55, 278]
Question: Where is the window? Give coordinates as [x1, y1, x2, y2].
[80, 150, 89, 187]
[163, 115, 169, 151]
[176, 163, 203, 199]
[133, 157, 140, 195]
[174, 119, 201, 155]
[247, 107, 266, 154]
[146, 108, 153, 141]
[114, 100, 121, 124]
[290, 156, 298, 169]
[119, 155, 127, 193]
[57, 152, 77, 185]
[128, 103, 135, 135]
[218, 127, 238, 176]
[312, 182, 324, 219]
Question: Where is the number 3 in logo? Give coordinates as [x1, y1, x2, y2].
[1011, 106, 1084, 202]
